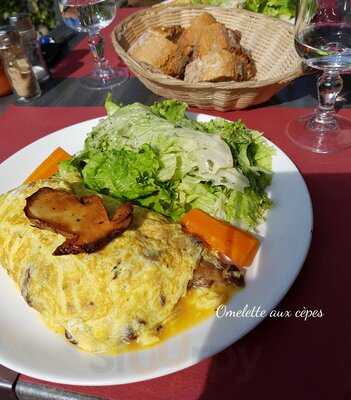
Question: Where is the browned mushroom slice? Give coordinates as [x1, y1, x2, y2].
[21, 267, 32, 306]
[190, 257, 246, 289]
[65, 329, 78, 345]
[121, 327, 138, 343]
[222, 265, 245, 288]
[189, 259, 226, 289]
[24, 187, 133, 256]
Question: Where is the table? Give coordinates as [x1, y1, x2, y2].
[1, 7, 351, 400]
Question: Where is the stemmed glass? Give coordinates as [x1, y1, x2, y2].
[58, 0, 128, 89]
[287, 0, 351, 153]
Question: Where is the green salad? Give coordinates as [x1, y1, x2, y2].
[59, 96, 274, 229]
[171, 0, 296, 21]
[172, 0, 237, 7]
[243, 0, 296, 20]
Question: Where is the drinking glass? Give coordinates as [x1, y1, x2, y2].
[287, 0, 351, 153]
[58, 0, 127, 89]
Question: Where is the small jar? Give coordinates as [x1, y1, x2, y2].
[0, 30, 41, 103]
[9, 14, 50, 83]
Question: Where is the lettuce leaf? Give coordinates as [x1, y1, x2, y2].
[81, 145, 160, 200]
[150, 99, 188, 125]
[105, 93, 121, 116]
[177, 176, 272, 228]
[243, 0, 296, 19]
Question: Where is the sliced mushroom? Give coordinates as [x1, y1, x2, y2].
[190, 257, 245, 289]
[223, 265, 245, 288]
[65, 329, 78, 345]
[21, 267, 32, 306]
[189, 259, 224, 289]
[24, 187, 133, 256]
[121, 327, 138, 343]
[160, 294, 166, 306]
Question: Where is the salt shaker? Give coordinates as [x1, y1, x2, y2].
[9, 14, 50, 82]
[0, 29, 41, 103]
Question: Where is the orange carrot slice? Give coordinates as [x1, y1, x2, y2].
[181, 208, 260, 268]
[24, 147, 71, 184]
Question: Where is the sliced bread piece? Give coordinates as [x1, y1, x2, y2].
[128, 30, 178, 72]
[196, 23, 234, 57]
[149, 26, 184, 43]
[128, 29, 190, 77]
[184, 49, 236, 83]
[177, 12, 217, 49]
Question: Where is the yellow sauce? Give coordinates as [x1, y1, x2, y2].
[59, 285, 237, 355]
[126, 285, 236, 354]
[160, 286, 235, 341]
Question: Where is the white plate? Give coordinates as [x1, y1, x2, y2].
[0, 113, 313, 386]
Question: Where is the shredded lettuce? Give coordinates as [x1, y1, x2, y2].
[151, 100, 275, 194]
[59, 98, 274, 229]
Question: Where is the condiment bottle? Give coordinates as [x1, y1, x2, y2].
[9, 13, 50, 82]
[0, 29, 41, 103]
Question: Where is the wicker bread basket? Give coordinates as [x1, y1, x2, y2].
[112, 6, 303, 111]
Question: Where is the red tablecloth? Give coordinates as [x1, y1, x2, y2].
[1, 105, 351, 399]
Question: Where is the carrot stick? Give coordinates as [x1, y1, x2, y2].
[181, 208, 260, 268]
[24, 147, 71, 184]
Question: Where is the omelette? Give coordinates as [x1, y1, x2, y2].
[0, 178, 204, 354]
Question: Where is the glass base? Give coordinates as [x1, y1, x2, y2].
[15, 91, 41, 104]
[79, 67, 129, 90]
[287, 113, 351, 154]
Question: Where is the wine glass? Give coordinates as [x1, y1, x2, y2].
[287, 0, 351, 153]
[58, 0, 128, 89]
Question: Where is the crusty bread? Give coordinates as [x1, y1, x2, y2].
[184, 48, 256, 83]
[163, 44, 192, 77]
[128, 30, 178, 72]
[185, 50, 236, 83]
[232, 51, 257, 81]
[128, 29, 189, 77]
[177, 12, 217, 49]
[227, 28, 242, 52]
[128, 12, 256, 82]
[197, 23, 234, 57]
[149, 26, 184, 43]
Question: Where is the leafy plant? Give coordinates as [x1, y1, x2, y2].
[0, 0, 56, 33]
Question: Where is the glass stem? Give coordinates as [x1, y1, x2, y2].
[88, 31, 109, 78]
[315, 70, 343, 126]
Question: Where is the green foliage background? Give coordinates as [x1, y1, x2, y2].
[0, 0, 56, 31]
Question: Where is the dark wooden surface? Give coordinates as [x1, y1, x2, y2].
[1, 72, 351, 115]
